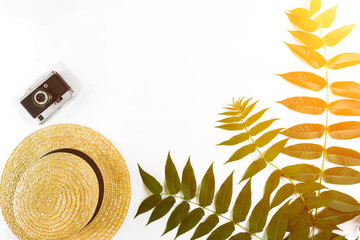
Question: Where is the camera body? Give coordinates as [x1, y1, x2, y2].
[20, 71, 74, 123]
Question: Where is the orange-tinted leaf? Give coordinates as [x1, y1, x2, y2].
[281, 123, 325, 139]
[330, 81, 360, 100]
[326, 147, 360, 166]
[324, 167, 360, 185]
[288, 31, 323, 49]
[286, 12, 318, 32]
[310, 0, 321, 14]
[285, 43, 325, 69]
[277, 72, 326, 91]
[327, 53, 360, 70]
[315, 5, 338, 28]
[322, 24, 357, 47]
[329, 99, 360, 116]
[278, 97, 326, 115]
[290, 8, 312, 19]
[282, 164, 321, 182]
[282, 143, 324, 160]
[329, 121, 360, 139]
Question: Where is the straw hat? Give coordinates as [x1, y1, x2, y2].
[0, 124, 131, 240]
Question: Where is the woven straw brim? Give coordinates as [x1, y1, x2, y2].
[0, 124, 131, 240]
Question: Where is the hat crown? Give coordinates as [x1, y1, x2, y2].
[13, 152, 99, 240]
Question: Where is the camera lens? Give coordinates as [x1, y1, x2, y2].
[33, 90, 51, 106]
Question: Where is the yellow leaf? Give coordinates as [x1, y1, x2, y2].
[315, 4, 338, 28]
[322, 24, 357, 47]
[327, 53, 360, 70]
[281, 123, 325, 139]
[329, 121, 360, 139]
[290, 8, 312, 19]
[330, 81, 360, 100]
[282, 143, 324, 160]
[329, 100, 360, 116]
[286, 12, 318, 33]
[277, 71, 326, 91]
[310, 0, 321, 14]
[288, 31, 322, 50]
[285, 43, 325, 69]
[278, 97, 327, 115]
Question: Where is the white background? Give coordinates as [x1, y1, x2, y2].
[1, 0, 360, 239]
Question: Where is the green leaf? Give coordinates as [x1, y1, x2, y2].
[287, 197, 307, 230]
[217, 132, 249, 146]
[199, 163, 215, 207]
[255, 128, 283, 147]
[249, 194, 270, 233]
[270, 184, 295, 209]
[135, 194, 162, 218]
[285, 43, 325, 69]
[282, 143, 324, 160]
[233, 179, 252, 223]
[322, 24, 357, 47]
[147, 196, 176, 225]
[305, 194, 332, 210]
[249, 119, 279, 136]
[191, 214, 219, 240]
[330, 81, 360, 100]
[288, 31, 323, 50]
[229, 233, 251, 240]
[282, 164, 321, 182]
[316, 208, 359, 225]
[326, 146, 360, 166]
[267, 201, 289, 240]
[138, 164, 163, 194]
[264, 138, 289, 162]
[165, 152, 181, 194]
[330, 99, 360, 116]
[163, 201, 190, 235]
[215, 172, 234, 214]
[327, 53, 360, 70]
[329, 121, 360, 139]
[313, 230, 332, 240]
[321, 190, 360, 212]
[264, 170, 282, 195]
[226, 144, 256, 164]
[207, 222, 235, 240]
[324, 167, 360, 185]
[240, 158, 267, 182]
[281, 123, 325, 139]
[182, 158, 196, 200]
[310, 0, 321, 14]
[288, 213, 312, 240]
[241, 101, 259, 119]
[315, 4, 338, 28]
[277, 71, 326, 91]
[245, 108, 269, 127]
[175, 208, 205, 239]
[278, 96, 327, 115]
[295, 182, 326, 194]
[216, 123, 244, 131]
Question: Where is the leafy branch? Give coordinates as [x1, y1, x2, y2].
[136, 0, 360, 239]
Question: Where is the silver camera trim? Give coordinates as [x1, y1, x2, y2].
[20, 71, 75, 124]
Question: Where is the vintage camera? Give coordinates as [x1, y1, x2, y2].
[20, 71, 75, 123]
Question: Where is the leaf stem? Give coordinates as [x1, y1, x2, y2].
[240, 119, 315, 219]
[318, 28, 329, 187]
[162, 193, 264, 240]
